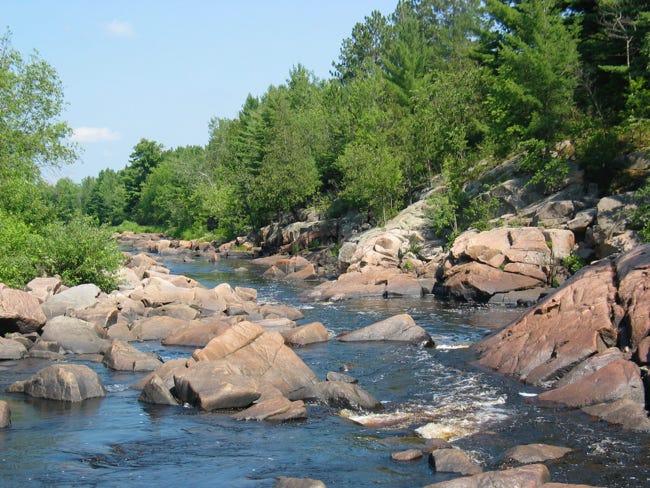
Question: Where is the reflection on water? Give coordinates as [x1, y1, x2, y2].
[0, 256, 647, 487]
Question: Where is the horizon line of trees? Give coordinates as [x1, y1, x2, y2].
[32, 0, 650, 245]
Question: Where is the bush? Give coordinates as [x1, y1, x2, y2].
[562, 253, 586, 275]
[0, 212, 43, 288]
[41, 216, 126, 292]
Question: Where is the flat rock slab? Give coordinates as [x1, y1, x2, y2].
[7, 364, 106, 402]
[231, 396, 306, 421]
[504, 443, 573, 464]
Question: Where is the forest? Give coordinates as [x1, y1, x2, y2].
[1, 0, 649, 290]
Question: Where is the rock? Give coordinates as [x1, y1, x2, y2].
[282, 322, 329, 346]
[582, 398, 650, 432]
[138, 375, 180, 406]
[423, 463, 550, 488]
[107, 321, 137, 341]
[41, 283, 101, 319]
[146, 303, 200, 321]
[255, 318, 297, 333]
[504, 443, 573, 464]
[637, 336, 650, 364]
[391, 449, 423, 462]
[41, 316, 109, 354]
[302, 266, 393, 301]
[131, 358, 191, 391]
[264, 266, 286, 279]
[290, 381, 384, 412]
[554, 348, 626, 388]
[7, 364, 105, 402]
[326, 371, 357, 383]
[337, 314, 434, 347]
[231, 396, 307, 421]
[444, 261, 545, 302]
[26, 277, 62, 302]
[162, 320, 230, 347]
[285, 263, 317, 280]
[0, 284, 47, 334]
[592, 193, 640, 258]
[69, 304, 119, 328]
[475, 258, 619, 385]
[428, 448, 483, 475]
[616, 244, 650, 349]
[274, 476, 326, 488]
[174, 367, 261, 411]
[260, 304, 304, 320]
[130, 316, 189, 341]
[235, 286, 257, 302]
[543, 229, 576, 261]
[537, 359, 645, 408]
[0, 337, 28, 360]
[567, 208, 597, 233]
[487, 288, 548, 307]
[0, 400, 10, 428]
[102, 341, 163, 371]
[532, 200, 576, 227]
[384, 273, 424, 297]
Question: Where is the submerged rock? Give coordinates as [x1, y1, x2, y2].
[503, 443, 573, 464]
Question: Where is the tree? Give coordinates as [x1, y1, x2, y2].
[122, 138, 164, 217]
[485, 0, 581, 145]
[86, 169, 127, 225]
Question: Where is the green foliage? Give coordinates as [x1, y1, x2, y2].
[41, 216, 125, 292]
[562, 253, 587, 275]
[519, 139, 570, 194]
[631, 179, 650, 242]
[0, 212, 43, 288]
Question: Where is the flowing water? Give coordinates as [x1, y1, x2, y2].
[0, 257, 648, 487]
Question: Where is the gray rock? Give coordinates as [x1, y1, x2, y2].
[326, 371, 357, 384]
[0, 337, 28, 360]
[7, 364, 106, 402]
[138, 374, 179, 406]
[290, 381, 383, 412]
[41, 316, 109, 354]
[41, 283, 101, 319]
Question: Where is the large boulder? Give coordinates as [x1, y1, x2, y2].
[428, 448, 483, 475]
[0, 284, 47, 334]
[138, 375, 180, 406]
[7, 364, 105, 402]
[172, 322, 319, 411]
[337, 313, 434, 347]
[130, 316, 189, 341]
[41, 316, 109, 354]
[26, 277, 62, 303]
[616, 244, 650, 349]
[41, 283, 101, 319]
[282, 322, 329, 346]
[475, 258, 619, 385]
[591, 193, 641, 258]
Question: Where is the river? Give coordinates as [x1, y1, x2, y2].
[0, 256, 648, 487]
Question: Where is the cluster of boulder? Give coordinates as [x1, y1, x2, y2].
[475, 243, 650, 432]
[0, 252, 437, 425]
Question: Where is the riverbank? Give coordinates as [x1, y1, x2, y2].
[0, 241, 649, 485]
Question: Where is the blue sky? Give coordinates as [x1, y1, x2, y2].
[4, 0, 397, 182]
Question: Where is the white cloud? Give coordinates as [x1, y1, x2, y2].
[71, 127, 121, 143]
[105, 20, 134, 38]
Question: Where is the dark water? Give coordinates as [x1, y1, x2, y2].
[0, 257, 648, 487]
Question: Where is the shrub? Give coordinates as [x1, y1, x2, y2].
[631, 180, 650, 243]
[0, 212, 43, 288]
[562, 253, 586, 275]
[41, 216, 125, 292]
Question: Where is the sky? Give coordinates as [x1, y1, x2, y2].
[4, 0, 397, 182]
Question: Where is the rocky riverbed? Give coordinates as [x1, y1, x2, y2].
[0, 233, 649, 485]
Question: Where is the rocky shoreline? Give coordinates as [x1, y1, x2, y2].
[1, 229, 648, 486]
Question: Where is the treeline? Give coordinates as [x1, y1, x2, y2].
[14, 1, 650, 252]
[52, 0, 648, 241]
